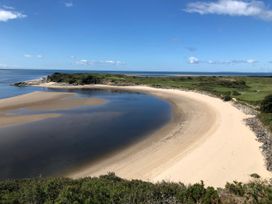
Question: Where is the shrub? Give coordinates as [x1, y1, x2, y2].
[217, 79, 248, 89]
[225, 181, 245, 196]
[250, 173, 261, 179]
[2, 175, 272, 203]
[260, 95, 272, 113]
[223, 95, 232, 102]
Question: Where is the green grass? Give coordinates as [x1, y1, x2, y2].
[259, 113, 272, 132]
[237, 77, 272, 105]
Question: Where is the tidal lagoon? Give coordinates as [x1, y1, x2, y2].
[0, 87, 171, 179]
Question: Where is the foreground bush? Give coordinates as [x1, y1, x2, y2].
[1, 173, 272, 204]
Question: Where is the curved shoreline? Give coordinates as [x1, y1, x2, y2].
[33, 83, 271, 187]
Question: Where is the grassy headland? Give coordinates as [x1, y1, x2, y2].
[47, 73, 272, 131]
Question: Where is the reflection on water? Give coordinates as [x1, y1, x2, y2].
[0, 89, 171, 179]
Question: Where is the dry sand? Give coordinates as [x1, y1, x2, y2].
[34, 83, 271, 187]
[0, 91, 104, 128]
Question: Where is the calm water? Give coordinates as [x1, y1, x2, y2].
[0, 69, 51, 99]
[0, 69, 172, 179]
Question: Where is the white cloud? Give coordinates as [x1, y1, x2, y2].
[105, 60, 115, 64]
[76, 59, 92, 65]
[24, 54, 43, 59]
[230, 59, 258, 64]
[191, 58, 258, 65]
[185, 0, 272, 21]
[188, 56, 199, 64]
[76, 59, 125, 66]
[0, 8, 26, 22]
[2, 5, 14, 10]
[247, 59, 257, 64]
[64, 2, 73, 7]
[24, 54, 32, 58]
[103, 60, 124, 65]
[208, 60, 215, 64]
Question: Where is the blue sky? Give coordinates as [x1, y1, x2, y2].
[0, 0, 272, 72]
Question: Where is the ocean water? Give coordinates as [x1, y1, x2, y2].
[0, 69, 52, 99]
[0, 69, 172, 179]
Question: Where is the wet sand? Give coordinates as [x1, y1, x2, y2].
[0, 91, 105, 128]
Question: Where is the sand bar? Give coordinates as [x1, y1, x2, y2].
[33, 82, 271, 187]
[0, 91, 105, 128]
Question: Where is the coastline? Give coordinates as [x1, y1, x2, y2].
[29, 82, 271, 187]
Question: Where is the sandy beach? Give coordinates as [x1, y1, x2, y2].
[0, 91, 104, 128]
[29, 82, 270, 187]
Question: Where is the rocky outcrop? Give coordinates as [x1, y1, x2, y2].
[13, 82, 28, 87]
[13, 77, 47, 87]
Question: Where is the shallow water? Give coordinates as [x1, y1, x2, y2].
[0, 89, 171, 179]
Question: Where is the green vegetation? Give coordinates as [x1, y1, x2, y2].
[47, 73, 272, 131]
[48, 73, 272, 105]
[1, 173, 272, 204]
[223, 95, 232, 102]
[259, 95, 272, 131]
[261, 95, 272, 113]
